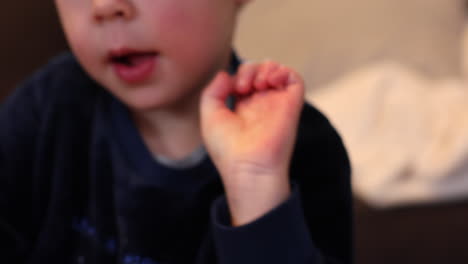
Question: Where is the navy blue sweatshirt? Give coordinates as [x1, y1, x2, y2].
[0, 52, 353, 264]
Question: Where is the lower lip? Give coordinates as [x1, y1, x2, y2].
[111, 55, 157, 84]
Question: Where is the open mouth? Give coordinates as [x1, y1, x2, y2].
[109, 51, 158, 67]
[108, 49, 158, 83]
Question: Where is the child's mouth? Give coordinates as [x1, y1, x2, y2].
[109, 50, 158, 84]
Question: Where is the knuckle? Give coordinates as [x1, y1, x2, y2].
[239, 61, 256, 72]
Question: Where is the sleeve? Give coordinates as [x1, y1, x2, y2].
[210, 103, 353, 264]
[0, 76, 44, 262]
[211, 184, 324, 263]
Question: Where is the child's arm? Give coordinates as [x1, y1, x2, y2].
[201, 61, 304, 226]
[200, 61, 352, 263]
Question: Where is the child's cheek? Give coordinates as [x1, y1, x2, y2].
[56, 1, 99, 63]
[146, 2, 232, 57]
[64, 22, 98, 64]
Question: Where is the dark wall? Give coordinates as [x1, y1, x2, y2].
[0, 1, 68, 101]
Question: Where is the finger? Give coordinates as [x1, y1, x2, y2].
[254, 60, 279, 91]
[235, 62, 260, 95]
[201, 71, 236, 117]
[286, 69, 304, 87]
[285, 69, 305, 105]
[267, 65, 289, 89]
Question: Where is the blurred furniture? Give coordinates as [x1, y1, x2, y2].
[308, 62, 468, 264]
[0, 1, 68, 101]
[355, 198, 468, 264]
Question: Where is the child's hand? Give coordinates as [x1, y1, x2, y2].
[200, 61, 305, 226]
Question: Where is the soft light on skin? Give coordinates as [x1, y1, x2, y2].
[54, 0, 250, 160]
[54, 0, 248, 112]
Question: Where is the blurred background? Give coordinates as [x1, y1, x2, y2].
[237, 1, 468, 263]
[0, 1, 67, 100]
[236, 0, 465, 88]
[1, 0, 468, 263]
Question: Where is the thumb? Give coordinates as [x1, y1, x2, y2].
[201, 71, 235, 118]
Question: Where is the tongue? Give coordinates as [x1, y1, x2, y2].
[112, 52, 157, 83]
[127, 53, 156, 66]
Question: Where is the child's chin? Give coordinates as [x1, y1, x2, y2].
[122, 95, 174, 112]
[108, 83, 192, 112]
[107, 86, 166, 111]
[124, 99, 166, 112]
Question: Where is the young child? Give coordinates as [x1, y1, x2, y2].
[0, 0, 352, 263]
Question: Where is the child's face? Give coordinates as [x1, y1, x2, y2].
[55, 0, 245, 110]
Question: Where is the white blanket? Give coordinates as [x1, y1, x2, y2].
[307, 62, 468, 208]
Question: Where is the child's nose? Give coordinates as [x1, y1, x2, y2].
[92, 0, 135, 22]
